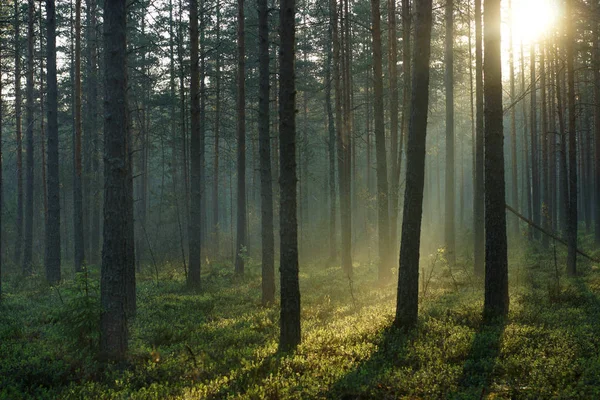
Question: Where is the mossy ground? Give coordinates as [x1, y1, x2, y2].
[2, 240, 600, 399]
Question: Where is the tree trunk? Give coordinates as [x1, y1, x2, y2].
[444, 0, 455, 264]
[279, 0, 300, 352]
[370, 0, 391, 280]
[258, 0, 275, 305]
[388, 0, 400, 257]
[326, 0, 337, 262]
[594, 1, 600, 245]
[213, 2, 221, 256]
[522, 41, 532, 233]
[0, 21, 3, 298]
[508, 0, 519, 236]
[531, 43, 540, 240]
[14, 0, 23, 268]
[566, 0, 577, 276]
[100, 0, 130, 361]
[394, 0, 433, 330]
[473, 0, 484, 276]
[23, 0, 35, 275]
[46, 0, 61, 284]
[73, 0, 85, 273]
[483, 0, 508, 320]
[188, 0, 201, 287]
[541, 41, 549, 248]
[235, 0, 247, 275]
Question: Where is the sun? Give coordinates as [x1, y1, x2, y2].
[509, 0, 560, 44]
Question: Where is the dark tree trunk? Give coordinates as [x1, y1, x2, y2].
[74, 0, 85, 273]
[235, 0, 247, 275]
[555, 43, 568, 237]
[258, 0, 275, 305]
[326, 0, 337, 262]
[394, 0, 433, 330]
[473, 0, 484, 276]
[0, 24, 3, 299]
[444, 0, 455, 265]
[188, 0, 201, 287]
[508, 0, 519, 236]
[566, 0, 577, 276]
[531, 43, 540, 240]
[541, 41, 549, 248]
[45, 0, 61, 284]
[23, 0, 35, 275]
[14, 0, 23, 268]
[595, 6, 600, 245]
[213, 3, 221, 256]
[483, 0, 508, 320]
[279, 0, 300, 352]
[370, 0, 391, 280]
[100, 0, 130, 361]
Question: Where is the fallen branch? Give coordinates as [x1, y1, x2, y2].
[505, 203, 600, 263]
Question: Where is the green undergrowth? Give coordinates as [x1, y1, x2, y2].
[2, 243, 600, 399]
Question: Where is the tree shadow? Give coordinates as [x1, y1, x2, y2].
[448, 318, 505, 399]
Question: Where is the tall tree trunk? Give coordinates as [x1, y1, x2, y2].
[483, 0, 508, 320]
[388, 0, 400, 256]
[541, 41, 549, 248]
[473, 0, 484, 276]
[199, 0, 207, 253]
[213, 1, 221, 256]
[371, 0, 391, 280]
[509, 0, 519, 236]
[326, 0, 337, 262]
[531, 43, 540, 240]
[100, 0, 130, 361]
[566, 0, 577, 276]
[258, 0, 275, 305]
[555, 42, 568, 236]
[188, 0, 201, 287]
[444, 0, 455, 264]
[45, 0, 61, 284]
[23, 0, 35, 275]
[593, 1, 600, 245]
[14, 0, 23, 267]
[400, 0, 411, 159]
[394, 0, 433, 330]
[522, 41, 532, 231]
[279, 0, 300, 352]
[74, 0, 85, 273]
[0, 23, 3, 298]
[235, 0, 247, 275]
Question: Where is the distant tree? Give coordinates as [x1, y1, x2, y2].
[258, 0, 275, 305]
[530, 42, 540, 240]
[100, 0, 131, 361]
[566, 0, 577, 276]
[483, 0, 508, 319]
[395, 0, 433, 330]
[23, 0, 35, 275]
[387, 0, 400, 255]
[14, 0, 23, 268]
[188, 0, 201, 287]
[370, 0, 391, 280]
[326, 0, 336, 262]
[235, 0, 247, 276]
[473, 0, 484, 276]
[279, 0, 300, 351]
[508, 0, 519, 237]
[444, 0, 455, 265]
[46, 0, 61, 285]
[74, 0, 85, 273]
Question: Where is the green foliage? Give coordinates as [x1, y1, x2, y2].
[3, 252, 600, 398]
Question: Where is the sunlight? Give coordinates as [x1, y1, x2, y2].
[510, 0, 559, 44]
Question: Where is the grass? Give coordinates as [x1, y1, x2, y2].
[2, 243, 600, 399]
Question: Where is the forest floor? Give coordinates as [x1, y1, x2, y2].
[3, 239, 600, 399]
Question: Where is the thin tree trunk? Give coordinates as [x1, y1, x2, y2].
[541, 41, 549, 248]
[258, 0, 275, 305]
[14, 0, 23, 267]
[326, 0, 336, 262]
[371, 0, 391, 280]
[473, 0, 484, 276]
[388, 0, 400, 256]
[23, 0, 35, 275]
[73, 0, 85, 273]
[45, 0, 61, 284]
[235, 0, 247, 275]
[531, 43, 540, 240]
[444, 0, 455, 264]
[595, 4, 600, 244]
[213, 1, 221, 256]
[395, 0, 433, 330]
[509, 0, 519, 236]
[566, 0, 577, 276]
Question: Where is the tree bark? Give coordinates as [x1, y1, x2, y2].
[74, 0, 85, 273]
[508, 0, 519, 236]
[188, 0, 201, 287]
[444, 0, 455, 264]
[45, 0, 61, 284]
[100, 0, 130, 361]
[14, 0, 23, 267]
[595, 3, 600, 245]
[483, 0, 509, 320]
[394, 0, 433, 331]
[531, 43, 540, 240]
[566, 0, 577, 276]
[473, 0, 484, 276]
[258, 0, 275, 305]
[371, 0, 391, 280]
[235, 0, 247, 275]
[23, 0, 35, 275]
[388, 0, 400, 256]
[279, 0, 300, 352]
[326, 0, 337, 262]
